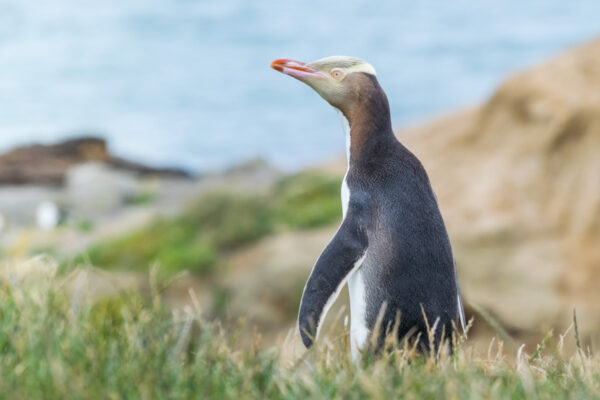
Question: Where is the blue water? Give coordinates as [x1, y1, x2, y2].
[0, 1, 599, 172]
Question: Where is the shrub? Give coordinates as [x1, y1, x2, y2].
[274, 172, 342, 229]
[76, 172, 343, 275]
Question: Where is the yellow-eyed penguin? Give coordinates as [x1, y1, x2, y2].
[271, 56, 466, 358]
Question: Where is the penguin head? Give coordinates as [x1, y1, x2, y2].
[270, 56, 379, 113]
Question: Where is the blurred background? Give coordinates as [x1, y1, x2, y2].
[1, 0, 599, 353]
[2, 0, 600, 171]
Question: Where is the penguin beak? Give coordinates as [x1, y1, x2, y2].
[270, 59, 324, 79]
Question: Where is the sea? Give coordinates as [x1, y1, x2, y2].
[0, 0, 599, 172]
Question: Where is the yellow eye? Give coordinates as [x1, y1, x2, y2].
[331, 69, 344, 80]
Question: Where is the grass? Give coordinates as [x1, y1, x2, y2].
[274, 172, 342, 229]
[75, 172, 342, 275]
[125, 192, 156, 206]
[80, 191, 273, 276]
[0, 263, 599, 399]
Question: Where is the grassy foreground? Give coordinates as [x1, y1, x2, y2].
[0, 263, 599, 399]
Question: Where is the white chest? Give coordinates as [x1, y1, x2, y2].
[341, 177, 350, 218]
[338, 110, 352, 218]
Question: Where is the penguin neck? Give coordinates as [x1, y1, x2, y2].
[337, 95, 395, 170]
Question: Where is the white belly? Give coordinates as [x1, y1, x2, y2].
[348, 268, 369, 360]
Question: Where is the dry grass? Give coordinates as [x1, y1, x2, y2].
[0, 257, 598, 399]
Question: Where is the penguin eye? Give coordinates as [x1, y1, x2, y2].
[330, 68, 344, 80]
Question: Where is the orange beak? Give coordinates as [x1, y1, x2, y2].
[270, 59, 324, 79]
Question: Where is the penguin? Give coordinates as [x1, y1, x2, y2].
[271, 56, 466, 359]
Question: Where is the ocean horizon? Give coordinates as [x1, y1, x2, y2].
[1, 0, 599, 172]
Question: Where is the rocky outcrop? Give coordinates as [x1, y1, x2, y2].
[396, 38, 600, 343]
[0, 137, 191, 185]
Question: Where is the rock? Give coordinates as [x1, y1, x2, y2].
[0, 136, 191, 185]
[106, 156, 192, 180]
[65, 163, 139, 218]
[0, 185, 63, 227]
[394, 38, 600, 342]
[198, 158, 283, 194]
[0, 137, 108, 185]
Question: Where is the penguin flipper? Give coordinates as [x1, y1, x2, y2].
[298, 194, 370, 348]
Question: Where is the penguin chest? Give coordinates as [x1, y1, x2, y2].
[341, 175, 350, 218]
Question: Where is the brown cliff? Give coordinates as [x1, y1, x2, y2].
[0, 137, 190, 185]
[397, 38, 600, 341]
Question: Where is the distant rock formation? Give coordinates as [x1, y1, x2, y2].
[0, 137, 191, 185]
[397, 38, 600, 343]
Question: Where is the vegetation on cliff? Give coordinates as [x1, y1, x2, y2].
[74, 172, 342, 275]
